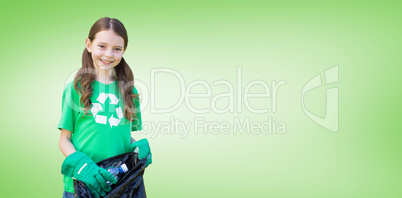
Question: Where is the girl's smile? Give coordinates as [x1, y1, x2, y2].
[100, 59, 114, 64]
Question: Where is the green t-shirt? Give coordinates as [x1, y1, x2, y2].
[57, 80, 142, 193]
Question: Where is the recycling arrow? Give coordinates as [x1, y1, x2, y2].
[107, 94, 120, 105]
[109, 115, 121, 127]
[91, 103, 103, 117]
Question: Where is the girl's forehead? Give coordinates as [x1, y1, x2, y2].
[93, 30, 124, 46]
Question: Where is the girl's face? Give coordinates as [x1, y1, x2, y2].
[85, 29, 125, 71]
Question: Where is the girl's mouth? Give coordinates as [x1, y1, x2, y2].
[101, 59, 114, 64]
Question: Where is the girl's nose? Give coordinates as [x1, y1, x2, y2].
[105, 50, 113, 58]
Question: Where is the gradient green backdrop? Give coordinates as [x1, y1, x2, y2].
[0, 0, 401, 197]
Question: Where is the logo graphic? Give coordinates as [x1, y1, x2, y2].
[301, 65, 339, 132]
[91, 92, 124, 128]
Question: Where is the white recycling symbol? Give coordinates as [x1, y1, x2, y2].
[91, 93, 123, 128]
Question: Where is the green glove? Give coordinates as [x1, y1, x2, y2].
[130, 138, 152, 167]
[61, 151, 118, 198]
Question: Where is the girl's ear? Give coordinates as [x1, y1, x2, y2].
[85, 38, 92, 53]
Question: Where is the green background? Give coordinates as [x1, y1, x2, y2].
[1, 0, 401, 197]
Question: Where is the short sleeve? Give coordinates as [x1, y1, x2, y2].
[57, 83, 77, 132]
[131, 86, 143, 131]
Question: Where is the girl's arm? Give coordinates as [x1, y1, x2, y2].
[59, 129, 76, 157]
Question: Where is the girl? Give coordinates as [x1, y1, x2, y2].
[58, 17, 152, 198]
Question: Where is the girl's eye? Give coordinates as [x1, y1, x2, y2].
[98, 45, 105, 48]
[115, 48, 122, 51]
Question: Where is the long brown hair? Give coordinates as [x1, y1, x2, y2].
[73, 17, 139, 123]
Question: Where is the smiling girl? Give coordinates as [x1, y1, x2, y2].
[57, 17, 152, 198]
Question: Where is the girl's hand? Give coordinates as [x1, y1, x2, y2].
[61, 151, 118, 198]
[130, 138, 152, 167]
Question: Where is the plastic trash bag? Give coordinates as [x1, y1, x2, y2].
[74, 152, 147, 198]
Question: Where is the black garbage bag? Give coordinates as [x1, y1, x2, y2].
[73, 152, 147, 198]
